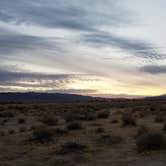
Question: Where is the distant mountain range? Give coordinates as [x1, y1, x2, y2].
[145, 94, 166, 100]
[0, 92, 94, 103]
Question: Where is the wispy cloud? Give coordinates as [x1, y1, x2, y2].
[140, 65, 166, 74]
[83, 32, 166, 60]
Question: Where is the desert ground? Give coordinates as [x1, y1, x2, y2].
[1, 100, 166, 166]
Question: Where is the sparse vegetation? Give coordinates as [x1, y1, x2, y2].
[136, 132, 166, 152]
[122, 113, 136, 126]
[18, 116, 26, 124]
[97, 134, 123, 145]
[97, 110, 110, 119]
[137, 125, 149, 137]
[1, 100, 166, 165]
[58, 141, 87, 154]
[8, 129, 15, 135]
[95, 127, 105, 133]
[67, 122, 83, 130]
[155, 115, 165, 123]
[32, 125, 55, 143]
[0, 111, 14, 118]
[40, 115, 58, 126]
[19, 126, 27, 132]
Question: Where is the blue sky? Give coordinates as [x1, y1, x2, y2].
[0, 0, 166, 97]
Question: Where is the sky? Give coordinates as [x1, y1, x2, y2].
[0, 0, 166, 98]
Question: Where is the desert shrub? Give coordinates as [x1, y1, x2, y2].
[97, 134, 123, 145]
[137, 125, 149, 137]
[0, 130, 5, 136]
[40, 115, 58, 126]
[163, 122, 166, 131]
[122, 113, 136, 126]
[48, 156, 74, 166]
[0, 119, 8, 125]
[32, 125, 55, 143]
[97, 111, 110, 119]
[67, 122, 83, 130]
[8, 129, 15, 135]
[95, 127, 105, 133]
[155, 115, 165, 123]
[136, 132, 166, 152]
[17, 117, 26, 124]
[19, 126, 26, 133]
[55, 127, 68, 135]
[111, 119, 118, 124]
[64, 111, 96, 122]
[83, 112, 97, 121]
[0, 111, 14, 118]
[30, 125, 36, 131]
[58, 141, 87, 154]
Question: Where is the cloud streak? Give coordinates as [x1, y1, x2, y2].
[140, 65, 166, 74]
[83, 32, 166, 60]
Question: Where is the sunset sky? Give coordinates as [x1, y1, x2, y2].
[0, 0, 166, 97]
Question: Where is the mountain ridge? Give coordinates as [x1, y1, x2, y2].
[0, 92, 95, 103]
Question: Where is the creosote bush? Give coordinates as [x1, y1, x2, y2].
[8, 129, 15, 135]
[122, 113, 136, 126]
[137, 125, 149, 137]
[155, 115, 165, 123]
[0, 111, 14, 118]
[18, 117, 26, 124]
[67, 122, 83, 130]
[32, 125, 55, 143]
[97, 111, 110, 119]
[136, 132, 166, 152]
[40, 115, 58, 126]
[97, 134, 123, 145]
[95, 127, 105, 133]
[19, 126, 27, 133]
[58, 141, 87, 154]
[163, 122, 166, 131]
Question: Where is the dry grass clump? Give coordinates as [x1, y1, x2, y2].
[122, 113, 136, 126]
[8, 129, 15, 135]
[64, 110, 97, 122]
[0, 130, 5, 136]
[67, 122, 83, 130]
[40, 115, 58, 126]
[19, 126, 27, 133]
[58, 141, 87, 154]
[136, 132, 166, 152]
[0, 119, 8, 125]
[110, 119, 118, 124]
[155, 115, 165, 123]
[0, 111, 14, 118]
[137, 125, 149, 137]
[48, 156, 75, 166]
[32, 125, 55, 143]
[97, 134, 123, 145]
[162, 122, 166, 131]
[95, 127, 105, 133]
[55, 127, 68, 135]
[97, 110, 110, 119]
[17, 116, 26, 124]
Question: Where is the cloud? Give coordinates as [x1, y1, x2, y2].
[0, 34, 59, 54]
[0, 70, 73, 82]
[83, 32, 166, 60]
[140, 65, 166, 74]
[0, 69, 100, 91]
[0, 0, 131, 31]
[1, 0, 163, 62]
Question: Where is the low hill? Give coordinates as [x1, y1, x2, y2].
[0, 92, 94, 103]
[144, 94, 166, 100]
